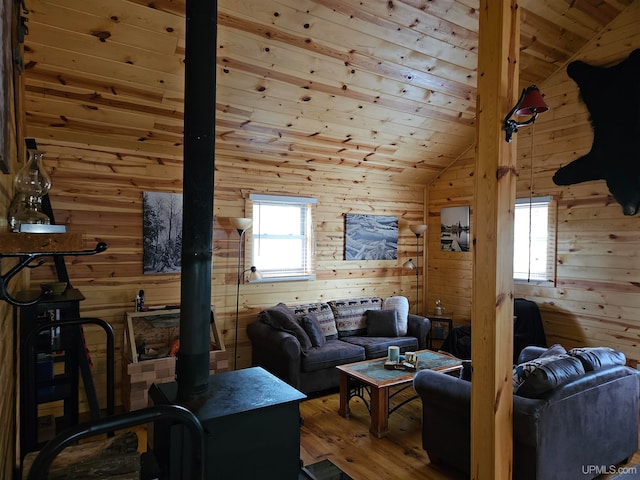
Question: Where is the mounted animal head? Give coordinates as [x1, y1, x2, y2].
[552, 49, 640, 216]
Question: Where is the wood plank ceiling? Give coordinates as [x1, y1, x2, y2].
[22, 0, 633, 185]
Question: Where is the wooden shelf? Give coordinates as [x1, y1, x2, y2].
[0, 233, 83, 254]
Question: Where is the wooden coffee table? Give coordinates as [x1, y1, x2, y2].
[336, 349, 462, 438]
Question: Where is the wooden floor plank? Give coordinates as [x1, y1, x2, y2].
[299, 388, 639, 480]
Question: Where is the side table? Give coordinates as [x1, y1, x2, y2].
[427, 313, 453, 350]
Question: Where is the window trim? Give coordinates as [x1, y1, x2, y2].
[247, 193, 317, 282]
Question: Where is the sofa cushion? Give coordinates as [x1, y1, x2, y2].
[300, 339, 365, 372]
[301, 313, 326, 348]
[568, 347, 626, 371]
[341, 335, 418, 359]
[260, 303, 313, 355]
[366, 309, 399, 337]
[290, 302, 338, 339]
[382, 296, 409, 335]
[513, 354, 585, 398]
[539, 343, 567, 358]
[329, 297, 382, 337]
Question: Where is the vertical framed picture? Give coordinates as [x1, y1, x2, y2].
[344, 214, 398, 260]
[143, 192, 183, 274]
[440, 206, 470, 252]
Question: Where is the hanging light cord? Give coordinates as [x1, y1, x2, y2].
[527, 123, 535, 283]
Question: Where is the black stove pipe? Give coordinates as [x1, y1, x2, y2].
[177, 0, 217, 401]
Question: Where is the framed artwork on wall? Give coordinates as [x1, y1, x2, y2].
[440, 206, 470, 252]
[344, 213, 398, 260]
[143, 192, 183, 274]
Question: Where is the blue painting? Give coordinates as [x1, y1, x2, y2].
[345, 214, 398, 260]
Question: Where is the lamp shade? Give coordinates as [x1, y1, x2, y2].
[409, 224, 428, 235]
[247, 266, 262, 282]
[515, 86, 549, 116]
[230, 217, 252, 232]
[403, 258, 415, 270]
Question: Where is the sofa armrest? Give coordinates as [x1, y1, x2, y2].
[246, 320, 303, 389]
[407, 314, 430, 350]
[414, 369, 470, 411]
[413, 369, 471, 470]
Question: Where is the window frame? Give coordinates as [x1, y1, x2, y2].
[513, 195, 557, 285]
[246, 193, 317, 282]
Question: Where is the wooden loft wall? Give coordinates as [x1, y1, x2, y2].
[10, 1, 428, 419]
[21, 143, 424, 414]
[426, 5, 640, 365]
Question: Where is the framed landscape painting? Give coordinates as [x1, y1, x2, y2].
[143, 192, 183, 274]
[344, 214, 398, 260]
[440, 206, 470, 252]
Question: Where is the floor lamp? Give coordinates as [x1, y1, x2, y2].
[230, 217, 257, 370]
[404, 224, 427, 314]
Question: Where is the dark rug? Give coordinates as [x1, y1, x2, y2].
[299, 459, 353, 480]
[609, 464, 640, 480]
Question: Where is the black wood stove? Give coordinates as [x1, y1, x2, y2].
[149, 367, 306, 480]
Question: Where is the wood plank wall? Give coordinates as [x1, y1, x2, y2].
[8, 0, 428, 424]
[21, 141, 425, 414]
[1, 0, 21, 471]
[426, 6, 640, 366]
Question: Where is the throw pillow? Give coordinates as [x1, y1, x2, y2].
[366, 309, 399, 337]
[291, 303, 338, 339]
[568, 347, 626, 371]
[382, 296, 409, 336]
[301, 312, 326, 348]
[513, 353, 585, 398]
[260, 303, 313, 354]
[329, 298, 382, 337]
[539, 343, 567, 358]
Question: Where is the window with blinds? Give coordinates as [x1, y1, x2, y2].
[513, 196, 556, 284]
[248, 194, 316, 282]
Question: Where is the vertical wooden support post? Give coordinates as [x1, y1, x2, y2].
[471, 1, 520, 479]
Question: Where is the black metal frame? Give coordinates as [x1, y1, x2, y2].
[25, 404, 205, 480]
[344, 376, 418, 418]
[21, 317, 114, 457]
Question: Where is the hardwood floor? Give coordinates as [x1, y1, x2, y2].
[115, 384, 638, 480]
[299, 388, 463, 480]
[299, 388, 640, 480]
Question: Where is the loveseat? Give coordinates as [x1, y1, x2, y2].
[413, 344, 640, 479]
[247, 296, 431, 394]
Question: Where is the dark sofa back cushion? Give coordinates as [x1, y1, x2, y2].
[366, 309, 399, 337]
[301, 313, 327, 348]
[514, 354, 585, 398]
[568, 347, 626, 371]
